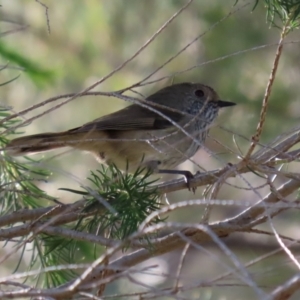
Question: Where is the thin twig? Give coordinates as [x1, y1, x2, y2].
[244, 22, 290, 160]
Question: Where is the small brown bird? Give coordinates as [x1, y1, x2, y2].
[7, 83, 235, 181]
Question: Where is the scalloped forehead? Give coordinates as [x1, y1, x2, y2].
[156, 82, 216, 92]
[169, 82, 219, 101]
[146, 82, 220, 105]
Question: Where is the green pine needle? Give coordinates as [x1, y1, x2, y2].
[75, 163, 162, 241]
[0, 41, 55, 86]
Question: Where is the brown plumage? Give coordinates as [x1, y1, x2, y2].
[6, 83, 236, 173]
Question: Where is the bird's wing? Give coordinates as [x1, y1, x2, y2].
[69, 104, 184, 133]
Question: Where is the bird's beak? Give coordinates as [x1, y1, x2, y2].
[217, 100, 236, 107]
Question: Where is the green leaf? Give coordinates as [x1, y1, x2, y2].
[0, 41, 55, 86]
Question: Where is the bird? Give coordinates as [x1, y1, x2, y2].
[6, 82, 236, 186]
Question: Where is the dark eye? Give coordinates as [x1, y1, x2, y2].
[195, 89, 204, 97]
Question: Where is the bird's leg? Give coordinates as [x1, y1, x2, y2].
[158, 169, 198, 193]
[143, 160, 198, 193]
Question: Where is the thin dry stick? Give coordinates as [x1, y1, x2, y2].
[266, 177, 300, 270]
[143, 40, 300, 86]
[117, 2, 250, 93]
[175, 231, 253, 287]
[36, 0, 51, 34]
[0, 201, 83, 265]
[0, 0, 193, 136]
[3, 40, 299, 128]
[201, 170, 230, 224]
[173, 243, 190, 293]
[244, 22, 290, 160]
[3, 199, 300, 243]
[0, 190, 298, 298]
[115, 222, 266, 298]
[269, 273, 300, 300]
[176, 242, 299, 297]
[155, 120, 300, 194]
[0, 25, 29, 37]
[269, 220, 300, 269]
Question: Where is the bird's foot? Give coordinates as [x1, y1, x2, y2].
[158, 169, 199, 193]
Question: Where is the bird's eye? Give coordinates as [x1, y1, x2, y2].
[195, 89, 205, 97]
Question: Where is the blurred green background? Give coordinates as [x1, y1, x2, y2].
[1, 0, 300, 299]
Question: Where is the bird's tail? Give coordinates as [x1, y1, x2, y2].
[6, 131, 82, 156]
